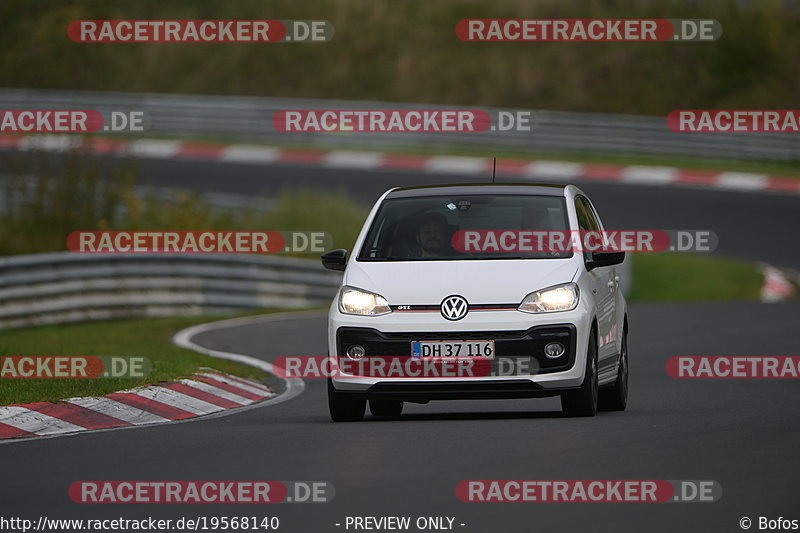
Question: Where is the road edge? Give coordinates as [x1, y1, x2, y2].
[0, 310, 318, 445]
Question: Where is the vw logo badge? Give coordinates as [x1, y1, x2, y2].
[440, 295, 468, 321]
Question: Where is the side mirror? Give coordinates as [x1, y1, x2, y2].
[586, 251, 625, 271]
[321, 249, 348, 271]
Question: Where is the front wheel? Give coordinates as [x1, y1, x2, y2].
[561, 328, 598, 417]
[599, 329, 628, 411]
[328, 379, 365, 422]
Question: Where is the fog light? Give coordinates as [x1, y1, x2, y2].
[346, 345, 366, 360]
[544, 342, 565, 359]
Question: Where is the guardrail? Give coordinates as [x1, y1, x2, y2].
[0, 250, 632, 331]
[0, 252, 342, 330]
[1, 88, 797, 162]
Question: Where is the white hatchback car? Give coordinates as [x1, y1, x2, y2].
[322, 184, 628, 421]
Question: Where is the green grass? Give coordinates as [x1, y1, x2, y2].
[629, 253, 764, 302]
[0, 313, 272, 406]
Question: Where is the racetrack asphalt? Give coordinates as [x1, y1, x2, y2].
[0, 154, 798, 533]
[1, 302, 799, 532]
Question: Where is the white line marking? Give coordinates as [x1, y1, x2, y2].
[126, 139, 182, 158]
[524, 161, 583, 180]
[425, 156, 487, 175]
[0, 406, 85, 435]
[323, 150, 383, 169]
[179, 379, 252, 405]
[621, 166, 679, 185]
[715, 172, 768, 191]
[19, 134, 81, 152]
[173, 311, 312, 405]
[132, 386, 223, 415]
[220, 144, 280, 164]
[67, 397, 169, 425]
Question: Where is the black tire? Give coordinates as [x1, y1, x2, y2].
[599, 328, 628, 411]
[328, 379, 365, 422]
[561, 327, 598, 417]
[369, 399, 404, 417]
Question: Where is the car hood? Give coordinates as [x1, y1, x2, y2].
[344, 259, 579, 305]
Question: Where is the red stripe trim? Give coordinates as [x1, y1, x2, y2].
[495, 158, 532, 175]
[380, 154, 429, 170]
[581, 164, 625, 180]
[83, 137, 128, 154]
[106, 392, 196, 420]
[675, 169, 720, 185]
[176, 142, 226, 159]
[0, 135, 25, 148]
[24, 401, 132, 429]
[764, 177, 800, 192]
[164, 382, 241, 408]
[195, 376, 265, 401]
[0, 422, 37, 439]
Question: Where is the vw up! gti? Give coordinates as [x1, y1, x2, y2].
[321, 184, 628, 421]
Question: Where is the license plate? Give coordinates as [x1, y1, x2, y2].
[411, 340, 495, 359]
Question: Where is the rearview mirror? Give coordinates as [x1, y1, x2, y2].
[586, 251, 625, 271]
[321, 249, 348, 271]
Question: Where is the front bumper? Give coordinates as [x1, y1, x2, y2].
[328, 302, 593, 396]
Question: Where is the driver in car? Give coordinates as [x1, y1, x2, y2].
[415, 213, 454, 258]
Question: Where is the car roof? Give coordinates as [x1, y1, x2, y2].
[385, 183, 569, 199]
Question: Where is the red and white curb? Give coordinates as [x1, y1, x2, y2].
[760, 264, 796, 302]
[0, 369, 274, 441]
[2, 134, 799, 195]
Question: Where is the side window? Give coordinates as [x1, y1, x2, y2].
[574, 197, 592, 232]
[576, 197, 599, 231]
[575, 196, 601, 260]
[581, 197, 603, 232]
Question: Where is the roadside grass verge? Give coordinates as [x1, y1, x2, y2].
[629, 253, 763, 302]
[0, 313, 272, 406]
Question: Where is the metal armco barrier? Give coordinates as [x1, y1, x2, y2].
[0, 89, 797, 161]
[0, 252, 342, 330]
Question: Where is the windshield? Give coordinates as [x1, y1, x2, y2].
[357, 194, 572, 261]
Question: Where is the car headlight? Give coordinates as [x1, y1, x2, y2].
[339, 286, 391, 316]
[518, 283, 579, 313]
